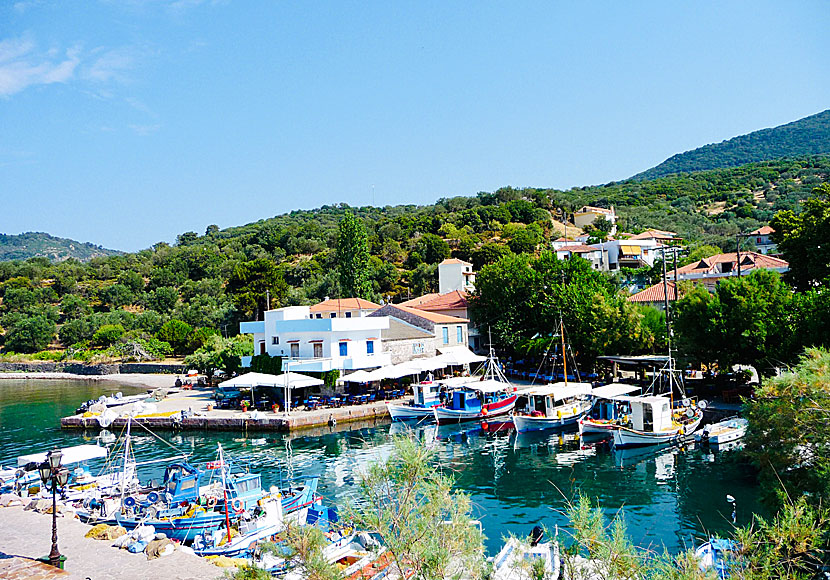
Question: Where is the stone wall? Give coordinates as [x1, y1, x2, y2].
[0, 362, 185, 375]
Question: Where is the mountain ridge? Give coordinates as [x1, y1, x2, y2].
[0, 231, 120, 262]
[633, 109, 830, 180]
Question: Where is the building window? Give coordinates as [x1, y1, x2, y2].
[345, 311, 352, 318]
[456, 326, 463, 343]
[313, 343, 323, 358]
[316, 313, 322, 319]
[339, 342, 348, 356]
[330, 312, 336, 318]
[366, 340, 374, 354]
[272, 336, 279, 345]
[290, 343, 299, 358]
[412, 342, 424, 355]
[442, 326, 449, 345]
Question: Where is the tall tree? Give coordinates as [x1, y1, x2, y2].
[336, 211, 371, 299]
[226, 258, 288, 320]
[771, 183, 830, 290]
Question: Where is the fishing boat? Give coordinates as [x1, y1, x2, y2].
[433, 347, 518, 425]
[0, 444, 111, 496]
[192, 493, 290, 557]
[695, 417, 748, 446]
[492, 526, 560, 580]
[695, 537, 739, 578]
[432, 380, 517, 425]
[386, 381, 445, 421]
[578, 383, 641, 439]
[611, 395, 702, 448]
[512, 382, 593, 433]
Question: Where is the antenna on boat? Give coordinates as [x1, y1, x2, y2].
[120, 416, 131, 509]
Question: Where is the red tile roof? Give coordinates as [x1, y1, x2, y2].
[557, 244, 600, 253]
[399, 293, 441, 307]
[310, 298, 381, 312]
[673, 252, 788, 276]
[628, 282, 677, 303]
[392, 304, 469, 323]
[414, 290, 468, 311]
[751, 225, 775, 235]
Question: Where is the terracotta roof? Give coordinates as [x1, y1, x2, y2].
[629, 229, 677, 240]
[399, 293, 441, 307]
[554, 237, 576, 242]
[557, 244, 600, 253]
[628, 282, 677, 303]
[310, 298, 381, 312]
[576, 205, 614, 215]
[673, 252, 788, 276]
[751, 225, 775, 235]
[439, 258, 473, 266]
[414, 290, 469, 311]
[390, 304, 469, 324]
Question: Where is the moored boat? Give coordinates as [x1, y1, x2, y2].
[492, 525, 560, 580]
[433, 380, 517, 425]
[512, 382, 593, 433]
[611, 395, 703, 448]
[578, 383, 641, 438]
[387, 381, 444, 421]
[695, 417, 748, 446]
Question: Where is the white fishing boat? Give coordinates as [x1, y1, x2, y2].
[695, 417, 748, 446]
[611, 395, 703, 448]
[492, 526, 560, 580]
[512, 382, 593, 433]
[578, 383, 641, 438]
[387, 381, 444, 421]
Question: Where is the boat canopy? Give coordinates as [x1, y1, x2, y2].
[523, 382, 592, 400]
[18, 444, 107, 467]
[466, 379, 513, 393]
[591, 383, 640, 399]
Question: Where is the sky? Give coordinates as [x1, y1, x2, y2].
[1, 1, 828, 252]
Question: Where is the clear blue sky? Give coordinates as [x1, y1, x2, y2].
[2, 1, 828, 252]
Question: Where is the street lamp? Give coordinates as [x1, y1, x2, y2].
[38, 449, 70, 568]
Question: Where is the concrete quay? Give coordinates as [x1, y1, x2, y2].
[60, 387, 401, 433]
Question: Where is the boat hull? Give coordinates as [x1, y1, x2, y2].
[514, 402, 592, 433]
[386, 403, 437, 421]
[433, 394, 517, 425]
[115, 511, 230, 543]
[578, 418, 621, 438]
[612, 413, 703, 448]
[695, 418, 748, 446]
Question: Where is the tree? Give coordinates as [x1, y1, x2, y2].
[345, 435, 485, 580]
[227, 258, 288, 320]
[771, 183, 830, 290]
[92, 323, 125, 347]
[336, 211, 371, 299]
[3, 315, 56, 353]
[58, 317, 95, 346]
[414, 233, 451, 264]
[183, 335, 253, 385]
[155, 319, 193, 355]
[147, 286, 178, 313]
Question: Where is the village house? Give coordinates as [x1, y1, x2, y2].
[573, 205, 617, 233]
[368, 304, 470, 364]
[750, 225, 777, 255]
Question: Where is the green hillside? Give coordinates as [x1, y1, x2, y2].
[634, 109, 830, 180]
[0, 232, 120, 262]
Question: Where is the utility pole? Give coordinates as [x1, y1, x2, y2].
[736, 233, 742, 279]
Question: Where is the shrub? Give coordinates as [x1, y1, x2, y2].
[92, 324, 125, 347]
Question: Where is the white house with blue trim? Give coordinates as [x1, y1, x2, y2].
[240, 305, 391, 372]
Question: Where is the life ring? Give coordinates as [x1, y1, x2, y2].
[124, 496, 136, 508]
[147, 492, 160, 504]
[207, 496, 218, 508]
[231, 498, 244, 514]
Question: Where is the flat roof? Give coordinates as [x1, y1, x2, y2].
[523, 382, 593, 400]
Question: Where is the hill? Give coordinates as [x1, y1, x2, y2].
[633, 109, 830, 180]
[0, 232, 120, 262]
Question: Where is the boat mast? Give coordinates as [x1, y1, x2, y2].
[560, 317, 568, 387]
[219, 443, 232, 543]
[661, 248, 674, 407]
[120, 416, 131, 508]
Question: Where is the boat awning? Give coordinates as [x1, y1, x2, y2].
[591, 384, 640, 399]
[437, 346, 486, 365]
[523, 382, 593, 400]
[18, 444, 108, 467]
[596, 355, 670, 367]
[466, 379, 513, 393]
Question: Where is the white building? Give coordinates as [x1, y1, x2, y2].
[750, 225, 777, 255]
[554, 244, 606, 270]
[240, 305, 391, 372]
[438, 258, 476, 294]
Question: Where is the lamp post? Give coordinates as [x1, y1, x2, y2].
[38, 449, 70, 568]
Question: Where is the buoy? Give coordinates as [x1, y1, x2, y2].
[481, 407, 489, 416]
[231, 498, 244, 514]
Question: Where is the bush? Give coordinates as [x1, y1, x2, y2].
[3, 315, 56, 353]
[92, 324, 125, 347]
[155, 319, 193, 356]
[58, 317, 95, 347]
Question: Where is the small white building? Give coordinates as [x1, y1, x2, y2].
[438, 258, 476, 295]
[573, 206, 616, 232]
[595, 239, 665, 271]
[750, 225, 777, 255]
[240, 305, 391, 372]
[554, 244, 606, 270]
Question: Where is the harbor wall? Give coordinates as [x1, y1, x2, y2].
[0, 362, 186, 375]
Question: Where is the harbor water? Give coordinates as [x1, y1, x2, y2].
[0, 379, 766, 555]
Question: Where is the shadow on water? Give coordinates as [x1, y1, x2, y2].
[0, 380, 766, 555]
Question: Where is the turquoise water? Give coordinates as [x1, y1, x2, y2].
[0, 379, 765, 555]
